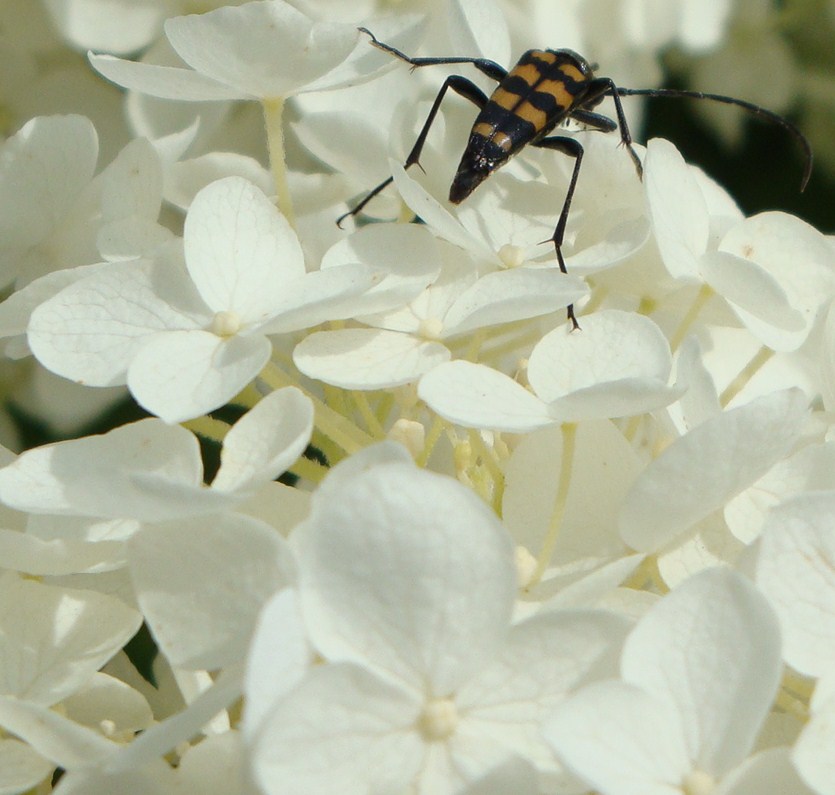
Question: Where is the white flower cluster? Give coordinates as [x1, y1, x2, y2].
[0, 1, 833, 795]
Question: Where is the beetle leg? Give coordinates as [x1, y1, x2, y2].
[568, 109, 617, 133]
[533, 134, 584, 330]
[581, 77, 643, 178]
[358, 28, 508, 82]
[337, 75, 489, 227]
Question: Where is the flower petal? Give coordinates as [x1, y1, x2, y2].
[0, 115, 98, 261]
[88, 54, 248, 101]
[323, 224, 442, 316]
[545, 680, 690, 795]
[184, 177, 304, 318]
[127, 330, 272, 423]
[129, 514, 294, 670]
[718, 211, 835, 352]
[621, 568, 782, 776]
[28, 258, 206, 388]
[243, 589, 311, 738]
[418, 360, 555, 432]
[0, 578, 141, 706]
[443, 269, 588, 337]
[619, 389, 808, 552]
[0, 418, 202, 519]
[165, 2, 358, 99]
[528, 310, 678, 420]
[297, 459, 516, 693]
[212, 387, 313, 494]
[0, 737, 54, 794]
[459, 610, 630, 776]
[294, 328, 450, 390]
[251, 664, 422, 795]
[644, 138, 708, 281]
[756, 493, 835, 678]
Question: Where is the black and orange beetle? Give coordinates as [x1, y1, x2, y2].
[338, 28, 813, 328]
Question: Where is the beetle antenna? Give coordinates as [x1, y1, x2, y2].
[616, 87, 813, 191]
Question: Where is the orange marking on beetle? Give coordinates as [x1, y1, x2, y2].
[509, 63, 543, 87]
[557, 63, 585, 82]
[514, 101, 548, 130]
[536, 79, 575, 110]
[472, 121, 495, 138]
[491, 130, 513, 151]
[491, 87, 521, 110]
[530, 49, 557, 64]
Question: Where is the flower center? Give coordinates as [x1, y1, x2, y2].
[682, 770, 715, 795]
[498, 243, 525, 269]
[211, 310, 241, 337]
[418, 317, 444, 340]
[417, 697, 459, 741]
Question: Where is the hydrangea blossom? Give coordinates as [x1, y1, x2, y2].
[419, 310, 679, 431]
[543, 568, 794, 795]
[0, 114, 166, 286]
[88, 1, 362, 103]
[0, 386, 312, 575]
[246, 445, 630, 795]
[26, 177, 374, 421]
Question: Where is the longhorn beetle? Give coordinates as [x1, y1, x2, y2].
[337, 28, 813, 329]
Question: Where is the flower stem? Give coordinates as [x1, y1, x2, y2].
[416, 413, 445, 467]
[776, 669, 812, 722]
[289, 454, 329, 485]
[262, 98, 296, 228]
[669, 284, 713, 352]
[622, 554, 667, 593]
[467, 429, 505, 514]
[720, 346, 775, 407]
[351, 390, 385, 438]
[182, 415, 230, 445]
[530, 422, 576, 585]
[259, 362, 373, 455]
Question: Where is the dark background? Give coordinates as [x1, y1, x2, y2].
[643, 93, 834, 233]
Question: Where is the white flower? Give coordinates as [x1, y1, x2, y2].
[129, 513, 297, 671]
[0, 1, 833, 793]
[0, 115, 166, 286]
[618, 388, 808, 555]
[246, 445, 630, 795]
[502, 421, 642, 590]
[644, 139, 835, 353]
[0, 386, 311, 519]
[295, 238, 587, 390]
[755, 493, 835, 679]
[0, 574, 141, 705]
[390, 131, 650, 279]
[725, 441, 835, 544]
[545, 567, 785, 795]
[794, 676, 835, 795]
[27, 177, 373, 421]
[0, 665, 242, 794]
[0, 574, 143, 791]
[0, 387, 312, 578]
[419, 310, 679, 431]
[89, 1, 361, 102]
